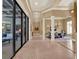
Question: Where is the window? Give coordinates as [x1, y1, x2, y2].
[67, 21, 72, 34]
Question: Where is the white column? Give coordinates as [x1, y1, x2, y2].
[43, 18, 45, 40]
[51, 16, 55, 40]
[29, 18, 32, 40]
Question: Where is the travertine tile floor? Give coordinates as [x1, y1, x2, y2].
[13, 37, 76, 59]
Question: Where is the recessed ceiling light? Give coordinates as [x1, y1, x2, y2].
[35, 2, 38, 5]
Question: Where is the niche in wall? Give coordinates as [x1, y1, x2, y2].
[35, 26, 39, 31]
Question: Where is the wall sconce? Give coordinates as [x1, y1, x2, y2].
[71, 10, 74, 13]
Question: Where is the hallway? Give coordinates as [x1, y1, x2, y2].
[2, 0, 77, 59]
[13, 37, 75, 59]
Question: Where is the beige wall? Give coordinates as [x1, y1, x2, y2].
[70, 1, 77, 39]
[45, 20, 51, 35]
[31, 8, 76, 37]
[42, 10, 70, 18]
[32, 10, 70, 36]
[55, 19, 67, 33]
[32, 20, 42, 36]
[63, 19, 67, 33]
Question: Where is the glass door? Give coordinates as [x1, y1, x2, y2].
[2, 0, 13, 59]
[15, 4, 21, 51]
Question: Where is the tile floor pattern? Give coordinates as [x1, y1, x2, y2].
[13, 37, 75, 59]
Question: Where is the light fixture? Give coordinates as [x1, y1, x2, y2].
[35, 2, 38, 6]
[71, 10, 74, 13]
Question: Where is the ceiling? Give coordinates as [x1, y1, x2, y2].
[2, 0, 75, 19]
[26, 0, 74, 20]
[28, 0, 60, 12]
[28, 0, 74, 12]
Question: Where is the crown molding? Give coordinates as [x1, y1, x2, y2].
[43, 16, 71, 20]
[41, 7, 72, 14]
[16, 0, 29, 16]
[26, 0, 32, 13]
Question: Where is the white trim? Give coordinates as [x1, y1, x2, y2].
[25, 0, 32, 13]
[41, 7, 72, 14]
[43, 16, 72, 20]
[42, 18, 45, 40]
[29, 18, 32, 40]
